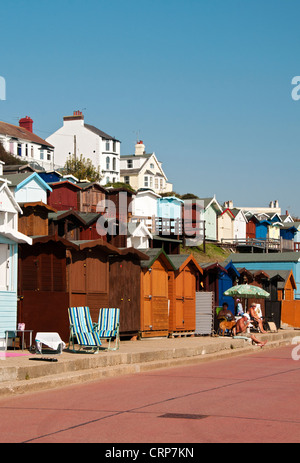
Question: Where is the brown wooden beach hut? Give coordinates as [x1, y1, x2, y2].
[18, 235, 77, 343]
[77, 182, 107, 213]
[167, 254, 203, 335]
[108, 247, 149, 338]
[18, 202, 57, 237]
[67, 239, 120, 322]
[139, 249, 176, 338]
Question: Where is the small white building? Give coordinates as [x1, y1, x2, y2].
[46, 111, 120, 186]
[120, 141, 173, 194]
[131, 190, 161, 218]
[0, 163, 32, 347]
[0, 117, 54, 171]
[127, 222, 153, 250]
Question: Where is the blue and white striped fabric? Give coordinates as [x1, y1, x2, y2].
[97, 308, 120, 338]
[68, 307, 102, 347]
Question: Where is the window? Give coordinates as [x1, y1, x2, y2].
[106, 177, 110, 184]
[25, 144, 28, 156]
[113, 141, 116, 152]
[150, 163, 154, 169]
[17, 143, 22, 156]
[47, 151, 51, 161]
[106, 156, 110, 170]
[127, 160, 133, 168]
[160, 179, 163, 190]
[124, 176, 130, 184]
[113, 157, 116, 171]
[155, 178, 159, 189]
[150, 177, 153, 188]
[31, 146, 34, 157]
[106, 141, 110, 151]
[40, 150, 44, 160]
[144, 176, 149, 188]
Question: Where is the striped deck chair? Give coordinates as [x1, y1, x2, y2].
[68, 306, 102, 353]
[97, 308, 120, 351]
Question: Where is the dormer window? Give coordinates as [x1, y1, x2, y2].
[127, 160, 133, 168]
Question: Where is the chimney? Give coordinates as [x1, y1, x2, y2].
[19, 116, 33, 133]
[135, 140, 145, 156]
[63, 110, 84, 123]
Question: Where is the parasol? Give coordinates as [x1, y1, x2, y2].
[223, 284, 270, 299]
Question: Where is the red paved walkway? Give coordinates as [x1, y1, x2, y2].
[0, 345, 299, 444]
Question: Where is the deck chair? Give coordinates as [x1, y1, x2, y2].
[68, 306, 102, 353]
[96, 308, 120, 351]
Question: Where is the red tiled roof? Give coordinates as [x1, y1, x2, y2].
[0, 121, 54, 148]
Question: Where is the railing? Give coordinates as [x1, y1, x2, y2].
[130, 216, 205, 240]
[221, 237, 281, 251]
[221, 237, 296, 252]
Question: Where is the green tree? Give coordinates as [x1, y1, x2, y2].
[0, 142, 27, 165]
[63, 154, 102, 182]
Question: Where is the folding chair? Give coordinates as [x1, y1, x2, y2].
[68, 306, 102, 353]
[97, 308, 120, 351]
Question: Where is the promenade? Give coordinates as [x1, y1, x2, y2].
[0, 329, 298, 399]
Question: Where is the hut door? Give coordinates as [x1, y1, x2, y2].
[143, 269, 153, 329]
[175, 268, 195, 330]
[175, 271, 185, 329]
[0, 244, 10, 291]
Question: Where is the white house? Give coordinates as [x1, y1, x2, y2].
[46, 111, 120, 186]
[0, 117, 54, 171]
[120, 141, 173, 194]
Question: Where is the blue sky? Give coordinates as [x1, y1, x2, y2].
[1, 0, 300, 215]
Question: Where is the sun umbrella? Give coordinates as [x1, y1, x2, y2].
[223, 284, 270, 299]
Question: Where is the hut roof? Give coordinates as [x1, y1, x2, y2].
[167, 254, 203, 274]
[140, 248, 176, 270]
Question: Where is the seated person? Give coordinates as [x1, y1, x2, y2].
[248, 303, 267, 334]
[235, 298, 244, 317]
[233, 313, 267, 347]
[218, 302, 234, 321]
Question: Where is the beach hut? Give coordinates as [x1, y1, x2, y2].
[3, 172, 52, 204]
[48, 210, 87, 240]
[77, 182, 107, 213]
[127, 222, 153, 250]
[218, 261, 240, 314]
[167, 254, 203, 335]
[140, 249, 176, 338]
[109, 248, 149, 338]
[132, 189, 160, 218]
[0, 180, 32, 348]
[217, 209, 234, 242]
[18, 201, 56, 237]
[245, 213, 259, 240]
[47, 181, 81, 211]
[17, 235, 72, 344]
[67, 239, 120, 323]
